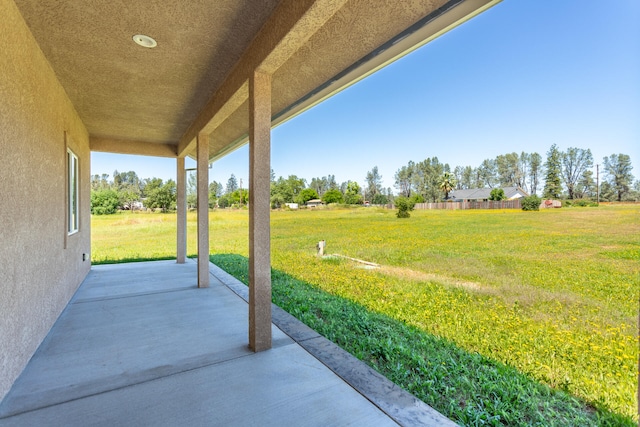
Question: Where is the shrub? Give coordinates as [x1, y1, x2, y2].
[489, 188, 506, 201]
[91, 189, 119, 215]
[410, 194, 425, 204]
[521, 195, 542, 211]
[567, 199, 599, 207]
[395, 196, 415, 218]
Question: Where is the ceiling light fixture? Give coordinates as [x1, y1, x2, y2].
[132, 34, 157, 48]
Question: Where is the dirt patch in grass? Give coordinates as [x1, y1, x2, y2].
[380, 265, 488, 293]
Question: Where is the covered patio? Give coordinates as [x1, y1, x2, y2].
[0, 260, 454, 426]
[1, 0, 501, 422]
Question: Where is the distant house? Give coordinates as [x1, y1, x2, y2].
[449, 186, 529, 202]
[306, 199, 323, 208]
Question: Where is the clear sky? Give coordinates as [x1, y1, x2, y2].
[91, 0, 640, 191]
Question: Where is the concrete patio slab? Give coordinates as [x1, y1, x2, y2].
[0, 260, 457, 426]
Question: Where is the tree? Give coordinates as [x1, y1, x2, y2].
[186, 171, 197, 209]
[528, 152, 542, 195]
[394, 161, 414, 197]
[598, 181, 616, 202]
[142, 177, 163, 198]
[296, 188, 319, 205]
[113, 170, 141, 191]
[561, 147, 593, 199]
[365, 166, 383, 201]
[453, 166, 464, 190]
[412, 157, 445, 202]
[110, 170, 142, 209]
[438, 172, 456, 200]
[495, 152, 520, 187]
[456, 166, 472, 190]
[343, 181, 363, 204]
[270, 194, 285, 209]
[629, 180, 640, 202]
[603, 154, 634, 201]
[226, 174, 238, 194]
[146, 180, 176, 212]
[326, 175, 338, 190]
[227, 188, 248, 206]
[270, 175, 306, 205]
[574, 170, 596, 199]
[371, 193, 389, 205]
[218, 194, 232, 208]
[322, 188, 343, 204]
[477, 159, 497, 188]
[395, 196, 415, 218]
[410, 193, 425, 204]
[309, 177, 326, 196]
[543, 144, 563, 199]
[518, 152, 529, 192]
[489, 188, 506, 201]
[208, 181, 223, 208]
[118, 186, 141, 211]
[91, 173, 111, 191]
[310, 176, 336, 196]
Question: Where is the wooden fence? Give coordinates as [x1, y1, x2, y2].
[413, 200, 522, 210]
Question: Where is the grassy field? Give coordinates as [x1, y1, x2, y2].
[92, 204, 639, 425]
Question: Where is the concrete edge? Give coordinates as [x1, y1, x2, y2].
[208, 262, 459, 427]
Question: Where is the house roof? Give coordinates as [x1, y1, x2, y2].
[13, 0, 500, 161]
[450, 186, 529, 200]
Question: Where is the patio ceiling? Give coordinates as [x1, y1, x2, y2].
[14, 0, 499, 161]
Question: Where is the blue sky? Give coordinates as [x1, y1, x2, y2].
[92, 0, 640, 191]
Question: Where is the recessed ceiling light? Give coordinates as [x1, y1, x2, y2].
[132, 34, 157, 48]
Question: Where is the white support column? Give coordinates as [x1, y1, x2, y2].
[248, 70, 272, 352]
[176, 157, 187, 264]
[197, 133, 210, 288]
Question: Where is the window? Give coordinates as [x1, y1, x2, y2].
[67, 149, 79, 234]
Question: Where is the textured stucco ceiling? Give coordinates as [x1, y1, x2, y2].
[13, 0, 280, 145]
[13, 0, 499, 160]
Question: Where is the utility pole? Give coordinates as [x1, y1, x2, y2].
[596, 164, 600, 205]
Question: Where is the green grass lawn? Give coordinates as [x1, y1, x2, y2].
[92, 204, 639, 425]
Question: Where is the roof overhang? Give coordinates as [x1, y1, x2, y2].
[14, 0, 501, 162]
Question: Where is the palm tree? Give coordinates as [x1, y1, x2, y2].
[438, 172, 456, 200]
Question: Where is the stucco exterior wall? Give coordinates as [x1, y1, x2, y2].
[0, 0, 91, 402]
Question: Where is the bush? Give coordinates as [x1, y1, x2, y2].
[521, 195, 542, 211]
[410, 194, 425, 204]
[91, 189, 119, 215]
[489, 188, 506, 201]
[566, 199, 598, 207]
[395, 196, 415, 218]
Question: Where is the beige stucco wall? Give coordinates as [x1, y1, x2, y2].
[0, 0, 91, 402]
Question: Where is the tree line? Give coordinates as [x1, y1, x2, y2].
[90, 147, 636, 214]
[268, 167, 393, 208]
[393, 146, 636, 203]
[91, 171, 180, 214]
